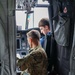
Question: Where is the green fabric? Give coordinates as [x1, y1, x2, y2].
[0, 0, 16, 75]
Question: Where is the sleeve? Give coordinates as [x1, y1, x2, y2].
[17, 51, 36, 71]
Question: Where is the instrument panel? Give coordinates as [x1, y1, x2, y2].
[16, 30, 29, 58]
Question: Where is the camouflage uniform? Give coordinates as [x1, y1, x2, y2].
[17, 45, 48, 75]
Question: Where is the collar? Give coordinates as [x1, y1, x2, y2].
[29, 45, 41, 53]
[47, 32, 51, 35]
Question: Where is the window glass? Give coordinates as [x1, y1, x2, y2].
[16, 0, 49, 30]
[16, 11, 26, 30]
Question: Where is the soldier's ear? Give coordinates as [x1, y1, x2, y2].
[29, 37, 33, 42]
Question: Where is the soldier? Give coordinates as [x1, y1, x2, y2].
[17, 30, 48, 75]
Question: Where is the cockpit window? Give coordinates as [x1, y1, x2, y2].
[16, 0, 49, 30]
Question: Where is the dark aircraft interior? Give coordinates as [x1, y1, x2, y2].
[0, 0, 75, 75]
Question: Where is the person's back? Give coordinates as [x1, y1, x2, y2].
[17, 30, 48, 75]
[28, 46, 48, 75]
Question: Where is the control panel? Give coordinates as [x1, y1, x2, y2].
[16, 30, 29, 58]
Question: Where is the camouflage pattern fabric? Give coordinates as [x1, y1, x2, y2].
[17, 45, 48, 75]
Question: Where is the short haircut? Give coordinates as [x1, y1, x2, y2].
[27, 30, 40, 40]
[38, 18, 50, 29]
